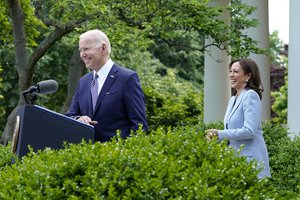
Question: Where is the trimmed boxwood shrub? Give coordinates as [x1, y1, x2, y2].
[0, 124, 276, 199]
[263, 121, 300, 198]
[0, 142, 13, 170]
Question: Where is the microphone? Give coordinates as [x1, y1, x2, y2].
[23, 80, 59, 105]
[23, 80, 58, 95]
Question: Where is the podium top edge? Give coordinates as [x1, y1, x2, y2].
[20, 105, 94, 129]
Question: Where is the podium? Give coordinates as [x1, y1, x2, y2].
[12, 105, 94, 158]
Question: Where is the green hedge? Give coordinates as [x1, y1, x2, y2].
[263, 121, 300, 198]
[0, 142, 13, 170]
[0, 124, 276, 199]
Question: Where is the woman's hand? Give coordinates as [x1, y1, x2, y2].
[205, 129, 218, 140]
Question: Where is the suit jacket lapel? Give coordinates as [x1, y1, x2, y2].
[227, 89, 247, 124]
[93, 65, 118, 113]
[224, 96, 235, 127]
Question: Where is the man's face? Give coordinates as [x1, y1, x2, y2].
[79, 37, 103, 71]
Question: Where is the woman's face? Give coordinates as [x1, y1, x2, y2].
[229, 61, 251, 95]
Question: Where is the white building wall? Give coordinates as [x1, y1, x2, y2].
[204, 0, 230, 123]
[241, 0, 271, 120]
[287, 0, 300, 137]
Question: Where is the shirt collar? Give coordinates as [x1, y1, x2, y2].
[94, 59, 114, 80]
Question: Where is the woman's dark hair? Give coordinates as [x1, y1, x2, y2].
[229, 58, 264, 99]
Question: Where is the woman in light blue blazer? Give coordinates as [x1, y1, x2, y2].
[206, 58, 271, 178]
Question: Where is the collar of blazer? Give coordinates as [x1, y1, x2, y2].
[227, 89, 248, 121]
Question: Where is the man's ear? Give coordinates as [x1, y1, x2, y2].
[102, 43, 106, 51]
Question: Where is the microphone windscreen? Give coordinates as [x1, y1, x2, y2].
[37, 80, 58, 94]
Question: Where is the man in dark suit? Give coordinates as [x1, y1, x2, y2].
[66, 29, 148, 142]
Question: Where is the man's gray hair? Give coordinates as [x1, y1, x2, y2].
[80, 29, 111, 54]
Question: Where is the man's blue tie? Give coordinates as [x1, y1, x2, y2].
[91, 74, 98, 112]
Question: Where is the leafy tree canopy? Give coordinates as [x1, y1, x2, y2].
[0, 0, 44, 45]
[0, 0, 262, 56]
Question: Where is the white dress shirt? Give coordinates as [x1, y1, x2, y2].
[94, 59, 114, 94]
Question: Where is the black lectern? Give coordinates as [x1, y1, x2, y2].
[12, 105, 94, 158]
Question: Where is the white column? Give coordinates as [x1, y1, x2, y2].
[204, 0, 230, 123]
[242, 0, 271, 120]
[287, 0, 300, 138]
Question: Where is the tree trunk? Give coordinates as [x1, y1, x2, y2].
[60, 48, 85, 114]
[1, 105, 22, 144]
[2, 0, 28, 145]
[2, 0, 80, 144]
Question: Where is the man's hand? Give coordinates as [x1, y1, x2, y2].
[88, 121, 98, 126]
[76, 116, 98, 126]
